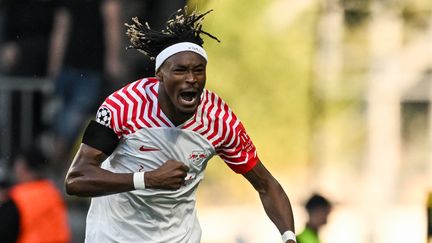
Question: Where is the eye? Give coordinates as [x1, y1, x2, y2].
[173, 67, 187, 73]
[194, 67, 205, 73]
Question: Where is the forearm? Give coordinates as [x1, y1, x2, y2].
[65, 144, 134, 197]
[259, 179, 295, 234]
[102, 0, 121, 61]
[48, 8, 70, 77]
[244, 161, 296, 242]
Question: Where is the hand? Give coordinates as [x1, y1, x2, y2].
[145, 160, 189, 190]
[104, 57, 125, 82]
[0, 42, 20, 72]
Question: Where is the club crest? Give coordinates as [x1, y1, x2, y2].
[188, 150, 207, 165]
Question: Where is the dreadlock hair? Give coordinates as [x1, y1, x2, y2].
[125, 7, 220, 60]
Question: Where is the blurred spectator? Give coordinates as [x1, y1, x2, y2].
[297, 193, 332, 243]
[0, 0, 59, 153]
[0, 0, 58, 76]
[0, 146, 70, 243]
[49, 0, 124, 172]
[121, 0, 187, 80]
[0, 172, 17, 243]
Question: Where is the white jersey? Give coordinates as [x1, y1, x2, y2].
[86, 78, 258, 243]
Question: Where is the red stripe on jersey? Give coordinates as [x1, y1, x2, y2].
[124, 82, 143, 131]
[211, 101, 230, 146]
[132, 81, 152, 128]
[226, 156, 259, 174]
[197, 92, 217, 136]
[206, 97, 223, 141]
[144, 83, 162, 127]
[150, 84, 171, 127]
[112, 91, 135, 134]
[190, 91, 210, 132]
[224, 111, 240, 148]
[104, 98, 125, 136]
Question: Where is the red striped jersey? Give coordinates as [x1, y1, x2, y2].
[96, 77, 258, 174]
[86, 77, 259, 242]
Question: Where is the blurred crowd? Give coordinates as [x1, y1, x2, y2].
[0, 0, 187, 242]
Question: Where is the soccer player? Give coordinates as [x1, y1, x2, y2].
[65, 8, 296, 243]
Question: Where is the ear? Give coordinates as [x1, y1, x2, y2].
[156, 69, 163, 82]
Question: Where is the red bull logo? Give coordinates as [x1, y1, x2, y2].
[188, 151, 207, 165]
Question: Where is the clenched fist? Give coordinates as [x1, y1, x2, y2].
[144, 160, 189, 190]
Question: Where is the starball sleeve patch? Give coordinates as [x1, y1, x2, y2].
[96, 106, 112, 128]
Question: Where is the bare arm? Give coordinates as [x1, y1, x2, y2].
[65, 143, 133, 197]
[47, 7, 70, 77]
[243, 160, 296, 243]
[101, 0, 124, 80]
[65, 144, 189, 197]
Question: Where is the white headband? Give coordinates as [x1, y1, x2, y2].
[155, 42, 208, 71]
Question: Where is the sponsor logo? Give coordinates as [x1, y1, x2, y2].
[138, 165, 145, 172]
[139, 145, 161, 152]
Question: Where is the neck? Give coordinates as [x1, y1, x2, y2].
[306, 222, 319, 234]
[18, 172, 42, 184]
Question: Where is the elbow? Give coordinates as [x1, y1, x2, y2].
[64, 172, 89, 197]
[64, 173, 79, 196]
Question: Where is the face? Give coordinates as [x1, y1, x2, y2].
[13, 157, 27, 182]
[310, 206, 332, 228]
[156, 51, 207, 121]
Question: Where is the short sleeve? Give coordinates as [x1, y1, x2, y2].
[95, 96, 124, 138]
[216, 119, 259, 174]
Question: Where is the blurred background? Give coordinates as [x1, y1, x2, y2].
[0, 0, 431, 242]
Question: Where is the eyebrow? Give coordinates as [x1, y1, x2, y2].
[172, 63, 206, 69]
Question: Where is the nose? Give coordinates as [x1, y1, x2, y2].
[185, 71, 197, 83]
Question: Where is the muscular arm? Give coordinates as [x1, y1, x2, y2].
[65, 144, 189, 197]
[243, 160, 296, 243]
[65, 143, 133, 197]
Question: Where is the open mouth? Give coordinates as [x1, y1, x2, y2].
[179, 91, 199, 106]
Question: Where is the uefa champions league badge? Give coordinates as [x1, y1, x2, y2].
[96, 106, 111, 127]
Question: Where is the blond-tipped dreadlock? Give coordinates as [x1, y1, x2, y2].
[125, 7, 220, 60]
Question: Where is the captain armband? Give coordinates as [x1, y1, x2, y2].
[82, 120, 119, 155]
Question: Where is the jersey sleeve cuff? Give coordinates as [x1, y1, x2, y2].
[227, 156, 259, 174]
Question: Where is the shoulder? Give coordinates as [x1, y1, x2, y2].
[98, 78, 157, 117]
[96, 78, 158, 134]
[106, 77, 157, 101]
[199, 89, 235, 120]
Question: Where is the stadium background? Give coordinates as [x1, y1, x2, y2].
[0, 0, 432, 242]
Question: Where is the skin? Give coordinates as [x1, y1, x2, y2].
[65, 51, 295, 242]
[306, 206, 331, 233]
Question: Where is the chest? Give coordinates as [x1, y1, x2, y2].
[113, 127, 215, 175]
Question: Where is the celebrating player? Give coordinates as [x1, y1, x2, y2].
[65, 8, 296, 243]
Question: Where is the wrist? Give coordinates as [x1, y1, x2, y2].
[282, 230, 296, 243]
[133, 172, 145, 190]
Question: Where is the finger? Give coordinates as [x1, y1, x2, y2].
[182, 164, 190, 172]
